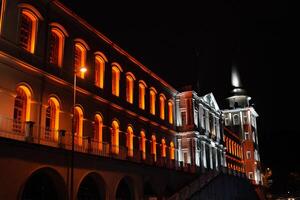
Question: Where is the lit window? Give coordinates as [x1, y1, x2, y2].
[94, 53, 106, 89]
[245, 132, 249, 140]
[45, 97, 60, 141]
[224, 117, 230, 126]
[94, 114, 103, 151]
[139, 81, 146, 110]
[168, 100, 174, 124]
[112, 63, 122, 97]
[140, 131, 146, 160]
[170, 141, 175, 160]
[0, 0, 6, 34]
[149, 88, 157, 115]
[111, 120, 119, 154]
[159, 94, 166, 120]
[249, 172, 254, 179]
[49, 24, 68, 67]
[19, 10, 38, 53]
[126, 73, 135, 104]
[246, 151, 251, 159]
[74, 43, 87, 79]
[233, 114, 240, 125]
[161, 138, 166, 158]
[151, 135, 157, 162]
[13, 85, 31, 134]
[74, 106, 83, 146]
[126, 126, 134, 157]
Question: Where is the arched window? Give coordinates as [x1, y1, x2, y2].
[170, 141, 175, 160]
[168, 100, 174, 124]
[19, 10, 38, 53]
[159, 94, 166, 120]
[112, 63, 122, 97]
[13, 85, 31, 133]
[94, 114, 103, 151]
[49, 24, 68, 67]
[126, 126, 134, 157]
[126, 73, 135, 104]
[149, 88, 157, 115]
[111, 120, 119, 154]
[74, 42, 87, 79]
[74, 106, 83, 146]
[94, 53, 107, 89]
[161, 138, 166, 158]
[45, 97, 60, 141]
[228, 140, 231, 154]
[139, 81, 146, 110]
[140, 131, 146, 160]
[151, 135, 157, 162]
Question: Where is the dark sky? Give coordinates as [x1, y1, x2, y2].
[60, 0, 297, 194]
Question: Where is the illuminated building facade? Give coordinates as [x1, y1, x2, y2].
[176, 90, 226, 171]
[222, 70, 262, 185]
[0, 0, 260, 199]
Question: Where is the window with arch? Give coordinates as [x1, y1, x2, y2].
[19, 9, 39, 53]
[74, 106, 83, 146]
[170, 141, 175, 160]
[126, 126, 134, 157]
[139, 81, 146, 110]
[45, 97, 60, 141]
[149, 88, 156, 115]
[140, 130, 146, 160]
[111, 120, 119, 154]
[94, 53, 106, 89]
[49, 24, 67, 67]
[168, 100, 174, 124]
[159, 94, 166, 120]
[13, 85, 31, 133]
[151, 135, 157, 162]
[161, 138, 167, 158]
[94, 114, 103, 151]
[126, 73, 135, 104]
[74, 42, 87, 79]
[112, 64, 122, 97]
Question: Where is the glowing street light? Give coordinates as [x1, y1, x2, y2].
[70, 66, 87, 200]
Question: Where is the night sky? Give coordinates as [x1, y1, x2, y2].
[60, 0, 298, 194]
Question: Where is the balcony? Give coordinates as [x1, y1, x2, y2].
[0, 115, 195, 173]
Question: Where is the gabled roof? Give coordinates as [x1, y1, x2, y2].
[202, 93, 220, 112]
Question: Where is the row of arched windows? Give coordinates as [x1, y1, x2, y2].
[11, 3, 174, 125]
[227, 163, 243, 173]
[224, 135, 243, 159]
[13, 84, 175, 160]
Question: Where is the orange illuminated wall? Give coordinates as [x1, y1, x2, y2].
[0, 0, 5, 34]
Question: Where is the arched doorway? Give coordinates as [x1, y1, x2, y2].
[77, 173, 105, 200]
[21, 168, 66, 200]
[116, 177, 134, 200]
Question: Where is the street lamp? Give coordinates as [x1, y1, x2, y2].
[70, 66, 87, 200]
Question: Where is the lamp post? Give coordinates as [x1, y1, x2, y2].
[70, 66, 87, 200]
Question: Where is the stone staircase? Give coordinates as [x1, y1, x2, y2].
[167, 170, 220, 200]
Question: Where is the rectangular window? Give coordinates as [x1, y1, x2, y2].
[181, 111, 187, 126]
[249, 172, 254, 179]
[246, 151, 251, 159]
[245, 132, 249, 140]
[224, 117, 230, 126]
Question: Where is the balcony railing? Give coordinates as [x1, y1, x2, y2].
[0, 116, 195, 173]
